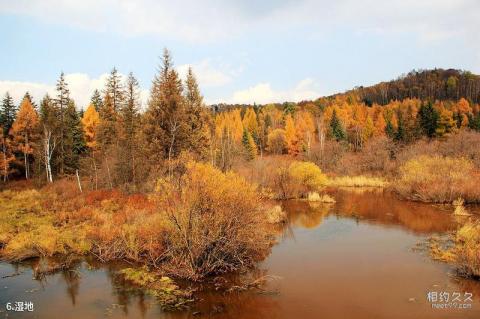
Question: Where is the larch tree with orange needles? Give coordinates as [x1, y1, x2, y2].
[10, 97, 40, 179]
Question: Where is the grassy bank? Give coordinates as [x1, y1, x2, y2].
[394, 155, 480, 203]
[326, 175, 387, 188]
[0, 162, 275, 281]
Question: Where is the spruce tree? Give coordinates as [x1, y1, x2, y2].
[417, 102, 439, 138]
[63, 101, 85, 173]
[142, 48, 188, 163]
[385, 118, 395, 139]
[329, 109, 345, 141]
[242, 129, 257, 160]
[116, 72, 140, 184]
[90, 89, 103, 112]
[184, 67, 210, 158]
[55, 72, 70, 175]
[104, 68, 125, 112]
[1, 92, 17, 136]
[394, 111, 406, 142]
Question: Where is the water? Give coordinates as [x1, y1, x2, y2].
[1, 189, 479, 318]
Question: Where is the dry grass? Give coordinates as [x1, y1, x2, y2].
[327, 175, 387, 188]
[430, 221, 480, 279]
[307, 192, 336, 203]
[394, 155, 480, 203]
[0, 162, 274, 281]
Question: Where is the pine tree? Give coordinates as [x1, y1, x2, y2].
[1, 92, 17, 136]
[184, 67, 210, 158]
[90, 89, 103, 112]
[417, 102, 439, 138]
[385, 118, 395, 139]
[63, 101, 85, 173]
[104, 68, 125, 112]
[10, 97, 40, 179]
[394, 111, 406, 142]
[242, 129, 257, 160]
[55, 72, 70, 175]
[329, 109, 345, 141]
[116, 72, 141, 184]
[0, 130, 14, 182]
[96, 94, 117, 152]
[142, 48, 188, 164]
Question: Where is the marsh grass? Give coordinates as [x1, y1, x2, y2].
[327, 176, 387, 188]
[0, 162, 274, 282]
[428, 221, 480, 279]
[119, 266, 194, 310]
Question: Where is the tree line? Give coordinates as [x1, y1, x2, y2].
[2, 58, 480, 186]
[0, 49, 210, 187]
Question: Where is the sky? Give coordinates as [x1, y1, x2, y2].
[0, 0, 479, 109]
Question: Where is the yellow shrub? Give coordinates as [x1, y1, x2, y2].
[395, 156, 479, 203]
[273, 161, 327, 199]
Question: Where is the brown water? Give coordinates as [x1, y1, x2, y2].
[1, 189, 479, 319]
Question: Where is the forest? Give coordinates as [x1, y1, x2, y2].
[1, 49, 480, 287]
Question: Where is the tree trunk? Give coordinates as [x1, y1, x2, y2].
[76, 169, 83, 193]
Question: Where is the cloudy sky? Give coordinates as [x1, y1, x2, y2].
[0, 0, 479, 108]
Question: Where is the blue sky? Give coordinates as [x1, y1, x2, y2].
[0, 0, 479, 108]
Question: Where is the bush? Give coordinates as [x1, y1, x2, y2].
[274, 161, 328, 199]
[394, 155, 480, 203]
[154, 162, 273, 280]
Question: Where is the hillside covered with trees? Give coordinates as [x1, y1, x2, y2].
[1, 61, 480, 185]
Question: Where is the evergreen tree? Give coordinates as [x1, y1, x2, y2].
[96, 94, 117, 152]
[329, 109, 345, 141]
[283, 102, 296, 115]
[184, 67, 210, 158]
[468, 113, 480, 131]
[104, 68, 125, 112]
[116, 72, 141, 184]
[1, 92, 17, 136]
[90, 89, 103, 112]
[142, 48, 188, 163]
[63, 101, 85, 173]
[385, 118, 395, 139]
[417, 102, 439, 138]
[394, 111, 406, 142]
[55, 72, 70, 175]
[242, 129, 257, 160]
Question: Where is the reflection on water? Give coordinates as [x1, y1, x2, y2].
[1, 189, 479, 319]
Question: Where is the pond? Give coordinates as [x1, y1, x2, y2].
[1, 189, 479, 318]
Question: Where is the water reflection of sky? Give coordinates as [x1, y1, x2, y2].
[1, 189, 479, 319]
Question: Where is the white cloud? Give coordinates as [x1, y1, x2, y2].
[177, 59, 240, 88]
[218, 78, 321, 104]
[0, 73, 149, 110]
[1, 0, 478, 43]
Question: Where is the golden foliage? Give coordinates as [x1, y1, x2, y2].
[395, 155, 479, 203]
[81, 103, 100, 149]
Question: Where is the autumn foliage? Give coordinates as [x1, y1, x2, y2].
[394, 156, 480, 203]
